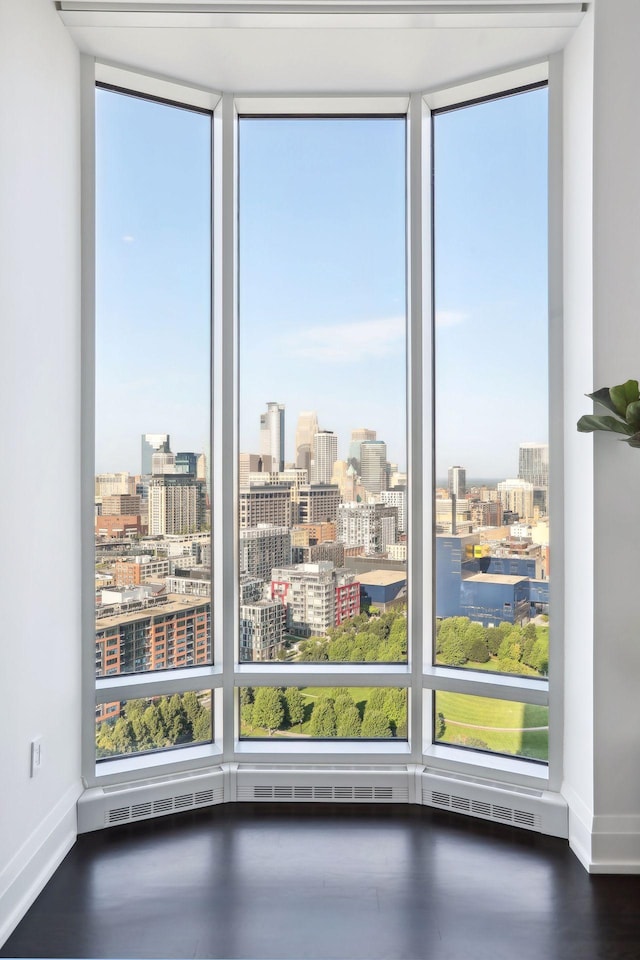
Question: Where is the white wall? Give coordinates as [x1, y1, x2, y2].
[590, 0, 640, 870]
[563, 0, 640, 872]
[0, 0, 82, 941]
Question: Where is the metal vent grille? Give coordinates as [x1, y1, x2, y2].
[424, 787, 541, 832]
[104, 785, 224, 826]
[237, 783, 408, 803]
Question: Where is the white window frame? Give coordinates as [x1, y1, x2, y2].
[84, 57, 563, 797]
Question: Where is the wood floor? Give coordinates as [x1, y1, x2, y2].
[2, 803, 640, 960]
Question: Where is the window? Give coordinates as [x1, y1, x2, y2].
[90, 69, 553, 790]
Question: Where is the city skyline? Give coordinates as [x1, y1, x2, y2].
[95, 87, 548, 482]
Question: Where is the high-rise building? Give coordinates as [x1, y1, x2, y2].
[348, 427, 376, 472]
[448, 465, 467, 499]
[152, 451, 176, 475]
[141, 433, 170, 475]
[240, 524, 291, 582]
[147, 475, 207, 535]
[260, 402, 285, 472]
[95, 473, 134, 497]
[176, 451, 198, 475]
[239, 452, 273, 489]
[380, 488, 407, 533]
[240, 599, 285, 662]
[497, 478, 535, 521]
[310, 430, 338, 484]
[295, 411, 319, 473]
[518, 443, 549, 487]
[297, 484, 341, 524]
[360, 440, 388, 494]
[337, 502, 398, 554]
[101, 494, 141, 516]
[239, 485, 292, 528]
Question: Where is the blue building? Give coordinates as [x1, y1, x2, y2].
[436, 534, 549, 626]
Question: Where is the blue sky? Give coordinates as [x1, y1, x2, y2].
[95, 86, 547, 481]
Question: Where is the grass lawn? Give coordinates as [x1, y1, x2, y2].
[435, 690, 548, 761]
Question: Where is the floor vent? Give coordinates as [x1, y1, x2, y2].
[78, 768, 226, 833]
[236, 765, 412, 804]
[421, 770, 567, 838]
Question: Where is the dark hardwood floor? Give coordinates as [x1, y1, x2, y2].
[2, 803, 640, 960]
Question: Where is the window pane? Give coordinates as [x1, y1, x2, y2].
[434, 691, 548, 762]
[94, 88, 212, 678]
[433, 87, 549, 677]
[96, 691, 213, 760]
[238, 117, 407, 664]
[239, 687, 407, 740]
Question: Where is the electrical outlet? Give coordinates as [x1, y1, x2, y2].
[30, 737, 42, 778]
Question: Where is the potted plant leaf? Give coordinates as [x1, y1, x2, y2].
[577, 379, 640, 447]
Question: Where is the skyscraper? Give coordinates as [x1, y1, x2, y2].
[518, 443, 549, 487]
[348, 427, 376, 472]
[310, 429, 338, 484]
[295, 411, 319, 473]
[448, 465, 466, 499]
[360, 440, 388, 494]
[141, 433, 171, 475]
[260, 402, 285, 472]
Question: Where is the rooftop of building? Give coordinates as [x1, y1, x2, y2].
[95, 593, 210, 629]
[463, 573, 527, 585]
[356, 570, 407, 587]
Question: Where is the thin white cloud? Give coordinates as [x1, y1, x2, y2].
[435, 309, 468, 328]
[122, 234, 135, 243]
[289, 316, 405, 363]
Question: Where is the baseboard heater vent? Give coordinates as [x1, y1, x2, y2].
[236, 764, 412, 804]
[421, 770, 568, 838]
[78, 768, 225, 833]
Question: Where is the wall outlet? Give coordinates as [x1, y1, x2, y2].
[30, 737, 42, 778]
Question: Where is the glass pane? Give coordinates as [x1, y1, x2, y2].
[239, 687, 407, 740]
[433, 87, 549, 677]
[238, 117, 407, 664]
[96, 691, 213, 760]
[434, 691, 548, 762]
[94, 88, 212, 677]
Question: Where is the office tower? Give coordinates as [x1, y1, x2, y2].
[295, 411, 319, 473]
[310, 429, 337, 484]
[359, 440, 388, 494]
[348, 427, 376, 472]
[141, 433, 170, 475]
[239, 452, 273, 489]
[240, 525, 292, 582]
[518, 442, 549, 486]
[260, 402, 285, 472]
[176, 451, 198, 475]
[101, 494, 142, 516]
[298, 484, 341, 524]
[497, 478, 535, 521]
[239, 485, 292, 528]
[147, 475, 207, 535]
[151, 451, 176, 475]
[95, 473, 134, 497]
[448, 465, 466, 499]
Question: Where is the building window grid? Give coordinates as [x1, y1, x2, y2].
[91, 77, 551, 784]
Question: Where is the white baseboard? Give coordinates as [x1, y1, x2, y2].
[563, 783, 640, 873]
[0, 782, 81, 949]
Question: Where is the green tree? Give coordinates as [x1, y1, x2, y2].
[309, 697, 337, 737]
[361, 709, 391, 738]
[467, 637, 490, 662]
[336, 705, 362, 737]
[333, 692, 356, 717]
[439, 633, 469, 665]
[192, 710, 212, 742]
[382, 688, 407, 731]
[327, 636, 352, 661]
[367, 688, 386, 712]
[284, 687, 305, 727]
[252, 687, 284, 734]
[435, 711, 446, 739]
[143, 704, 167, 747]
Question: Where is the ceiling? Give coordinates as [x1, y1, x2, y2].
[57, 2, 584, 94]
